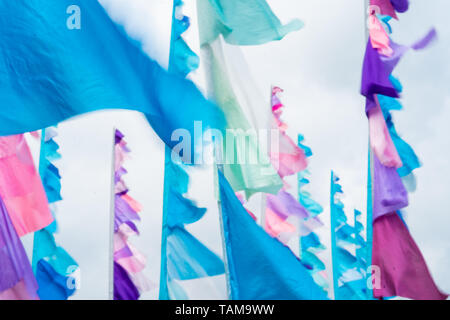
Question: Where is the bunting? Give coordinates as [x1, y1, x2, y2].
[159, 0, 225, 300]
[298, 135, 329, 292]
[330, 172, 366, 300]
[362, 1, 447, 300]
[113, 129, 150, 300]
[263, 88, 310, 244]
[32, 128, 78, 300]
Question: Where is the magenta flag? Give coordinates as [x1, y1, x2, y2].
[372, 213, 447, 300]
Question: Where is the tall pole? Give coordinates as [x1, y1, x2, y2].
[159, 0, 177, 300]
[364, 0, 374, 300]
[108, 127, 116, 300]
[216, 163, 233, 300]
[329, 171, 339, 300]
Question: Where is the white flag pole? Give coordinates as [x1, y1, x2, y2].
[108, 127, 116, 300]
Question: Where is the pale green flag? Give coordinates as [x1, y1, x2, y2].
[197, 0, 303, 198]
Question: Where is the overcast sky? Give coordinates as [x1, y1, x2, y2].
[22, 0, 450, 299]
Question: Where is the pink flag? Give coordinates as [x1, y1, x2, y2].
[0, 135, 53, 237]
[372, 212, 448, 300]
[270, 87, 307, 178]
[368, 96, 402, 168]
[265, 208, 296, 240]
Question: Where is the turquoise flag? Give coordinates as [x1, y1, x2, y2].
[0, 0, 224, 153]
[218, 170, 327, 300]
[32, 128, 78, 300]
[330, 172, 367, 300]
[159, 1, 225, 300]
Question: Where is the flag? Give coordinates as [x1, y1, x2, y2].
[361, 8, 445, 300]
[0, 135, 53, 237]
[159, 0, 225, 300]
[330, 172, 366, 300]
[372, 212, 447, 300]
[298, 135, 328, 292]
[197, 0, 304, 197]
[113, 129, 150, 300]
[197, 0, 303, 45]
[218, 170, 327, 300]
[0, 196, 38, 300]
[0, 0, 225, 156]
[32, 128, 78, 300]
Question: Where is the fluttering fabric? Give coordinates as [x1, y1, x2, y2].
[202, 37, 283, 198]
[0, 196, 38, 300]
[368, 96, 402, 168]
[330, 172, 366, 300]
[198, 1, 303, 198]
[159, 0, 225, 300]
[298, 135, 328, 292]
[390, 0, 409, 13]
[361, 9, 445, 299]
[160, 155, 224, 300]
[372, 212, 447, 300]
[197, 0, 303, 46]
[32, 128, 78, 300]
[368, 6, 393, 57]
[372, 154, 408, 220]
[262, 89, 311, 244]
[270, 87, 307, 178]
[35, 259, 76, 300]
[0, 0, 225, 159]
[0, 135, 53, 237]
[218, 170, 327, 300]
[113, 130, 150, 300]
[370, 0, 398, 20]
[114, 262, 139, 301]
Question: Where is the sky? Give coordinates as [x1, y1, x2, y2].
[21, 0, 450, 299]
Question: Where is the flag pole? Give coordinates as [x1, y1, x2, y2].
[329, 171, 339, 300]
[364, 0, 374, 300]
[261, 85, 273, 228]
[108, 127, 116, 300]
[216, 163, 233, 300]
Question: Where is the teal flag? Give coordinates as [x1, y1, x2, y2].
[197, 0, 303, 45]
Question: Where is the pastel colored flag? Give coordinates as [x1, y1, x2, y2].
[159, 1, 225, 300]
[113, 129, 149, 300]
[32, 127, 78, 300]
[218, 170, 328, 300]
[197, 0, 303, 197]
[0, 196, 38, 300]
[270, 87, 307, 178]
[368, 96, 402, 168]
[0, 135, 53, 237]
[370, 0, 398, 19]
[0, 0, 224, 155]
[372, 150, 408, 221]
[197, 0, 303, 46]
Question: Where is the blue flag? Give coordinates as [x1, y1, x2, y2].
[218, 170, 328, 300]
[0, 0, 224, 151]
